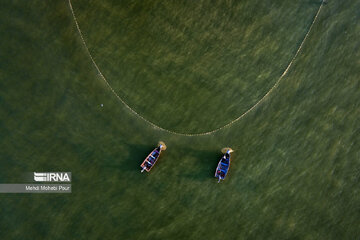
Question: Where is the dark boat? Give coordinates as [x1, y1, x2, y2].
[215, 148, 233, 183]
[140, 141, 166, 173]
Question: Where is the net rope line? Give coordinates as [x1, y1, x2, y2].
[68, 0, 323, 137]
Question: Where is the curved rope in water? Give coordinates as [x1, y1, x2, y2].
[68, 0, 324, 136]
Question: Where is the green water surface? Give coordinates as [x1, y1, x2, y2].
[0, 0, 359, 239]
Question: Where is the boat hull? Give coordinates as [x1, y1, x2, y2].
[140, 143, 165, 172]
[215, 151, 231, 182]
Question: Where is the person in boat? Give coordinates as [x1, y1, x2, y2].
[217, 171, 224, 179]
[150, 153, 159, 163]
[222, 157, 229, 164]
[145, 161, 152, 169]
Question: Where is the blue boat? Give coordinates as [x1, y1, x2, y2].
[140, 141, 166, 173]
[215, 148, 233, 183]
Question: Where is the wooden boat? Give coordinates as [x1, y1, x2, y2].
[215, 148, 233, 183]
[140, 141, 166, 173]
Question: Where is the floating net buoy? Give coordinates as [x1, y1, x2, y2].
[221, 148, 234, 154]
[158, 141, 167, 151]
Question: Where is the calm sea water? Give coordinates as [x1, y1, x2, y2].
[0, 0, 359, 239]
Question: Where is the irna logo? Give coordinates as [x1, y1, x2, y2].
[34, 172, 71, 182]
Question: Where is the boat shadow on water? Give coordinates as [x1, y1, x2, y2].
[179, 148, 223, 182]
[100, 143, 157, 173]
